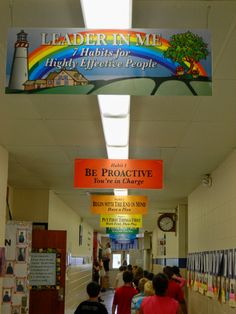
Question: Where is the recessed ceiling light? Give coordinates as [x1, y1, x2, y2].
[81, 0, 132, 29]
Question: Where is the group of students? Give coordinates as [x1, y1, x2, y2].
[112, 265, 187, 314]
[115, 264, 154, 290]
[74, 264, 188, 314]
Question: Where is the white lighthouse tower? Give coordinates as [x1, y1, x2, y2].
[9, 30, 29, 90]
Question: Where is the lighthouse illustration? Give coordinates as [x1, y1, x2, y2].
[9, 30, 29, 90]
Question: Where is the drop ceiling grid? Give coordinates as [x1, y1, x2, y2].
[131, 120, 192, 145]
[132, 1, 209, 28]
[7, 0, 85, 28]
[31, 95, 101, 120]
[43, 119, 105, 146]
[131, 97, 199, 121]
[0, 0, 236, 232]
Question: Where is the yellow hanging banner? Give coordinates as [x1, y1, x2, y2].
[100, 214, 142, 228]
[91, 195, 147, 215]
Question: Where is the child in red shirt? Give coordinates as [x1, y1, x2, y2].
[112, 270, 138, 314]
[140, 273, 181, 314]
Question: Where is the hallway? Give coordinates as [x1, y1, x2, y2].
[1, 1, 236, 314]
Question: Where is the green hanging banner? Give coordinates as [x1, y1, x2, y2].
[106, 228, 139, 235]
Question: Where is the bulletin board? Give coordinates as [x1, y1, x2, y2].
[2, 221, 32, 314]
[29, 248, 62, 290]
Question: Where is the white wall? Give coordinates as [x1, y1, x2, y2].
[189, 150, 236, 252]
[48, 191, 93, 314]
[0, 146, 8, 314]
[12, 188, 49, 222]
[188, 149, 236, 314]
[48, 191, 93, 257]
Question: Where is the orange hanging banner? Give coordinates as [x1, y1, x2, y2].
[74, 159, 163, 189]
[91, 195, 148, 215]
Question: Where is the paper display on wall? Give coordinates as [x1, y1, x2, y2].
[2, 221, 32, 314]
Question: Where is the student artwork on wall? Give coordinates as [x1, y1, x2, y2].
[187, 249, 236, 308]
[2, 221, 32, 314]
[15, 278, 25, 293]
[16, 230, 26, 245]
[16, 247, 27, 263]
[2, 288, 12, 303]
[5, 261, 15, 276]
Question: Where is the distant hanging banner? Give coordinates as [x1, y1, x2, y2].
[106, 228, 139, 235]
[109, 233, 137, 244]
[100, 214, 142, 228]
[91, 195, 148, 214]
[111, 238, 138, 251]
[74, 159, 163, 189]
[6, 28, 212, 95]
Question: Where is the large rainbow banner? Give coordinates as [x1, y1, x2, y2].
[6, 28, 212, 95]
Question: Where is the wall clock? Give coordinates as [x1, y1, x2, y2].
[157, 213, 176, 232]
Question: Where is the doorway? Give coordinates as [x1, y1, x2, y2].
[29, 230, 66, 314]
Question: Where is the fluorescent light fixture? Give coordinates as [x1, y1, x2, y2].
[107, 146, 129, 159]
[81, 0, 132, 199]
[98, 95, 130, 117]
[114, 189, 128, 196]
[81, 0, 132, 29]
[101, 115, 130, 146]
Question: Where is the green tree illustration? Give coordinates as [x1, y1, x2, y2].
[164, 31, 209, 74]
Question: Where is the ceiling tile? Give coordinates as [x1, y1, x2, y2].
[130, 121, 189, 147]
[32, 95, 100, 120]
[131, 96, 198, 121]
[179, 122, 236, 148]
[7, 145, 70, 164]
[0, 120, 56, 146]
[44, 120, 105, 146]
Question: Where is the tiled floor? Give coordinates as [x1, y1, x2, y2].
[101, 289, 115, 314]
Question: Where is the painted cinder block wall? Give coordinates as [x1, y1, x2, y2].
[188, 149, 236, 314]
